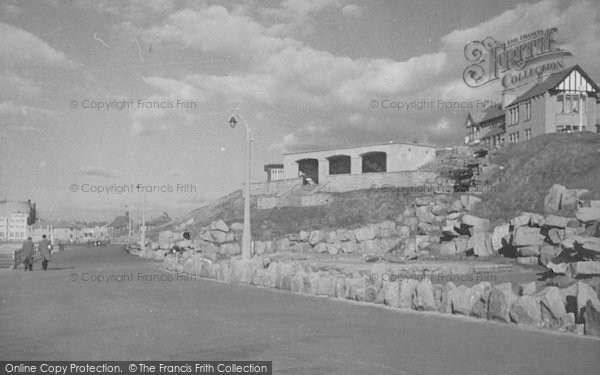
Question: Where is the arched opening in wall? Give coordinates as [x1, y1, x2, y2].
[327, 155, 351, 175]
[296, 158, 319, 184]
[361, 151, 386, 173]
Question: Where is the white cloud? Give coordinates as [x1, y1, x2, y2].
[0, 22, 79, 69]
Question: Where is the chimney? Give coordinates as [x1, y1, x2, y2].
[502, 91, 516, 109]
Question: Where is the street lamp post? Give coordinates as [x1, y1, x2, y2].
[229, 112, 252, 260]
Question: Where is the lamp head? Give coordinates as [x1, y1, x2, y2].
[229, 116, 237, 128]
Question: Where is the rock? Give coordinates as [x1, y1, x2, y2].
[398, 279, 418, 309]
[413, 279, 436, 311]
[326, 231, 337, 244]
[547, 262, 568, 274]
[519, 281, 537, 296]
[375, 283, 387, 304]
[403, 207, 416, 217]
[344, 277, 367, 300]
[467, 232, 494, 257]
[314, 243, 329, 253]
[309, 230, 325, 246]
[471, 289, 492, 318]
[439, 241, 457, 256]
[576, 207, 600, 223]
[454, 236, 469, 254]
[568, 262, 600, 278]
[340, 242, 358, 254]
[394, 225, 409, 239]
[559, 283, 578, 314]
[511, 215, 531, 227]
[415, 206, 435, 224]
[461, 195, 481, 211]
[583, 300, 600, 337]
[291, 271, 310, 293]
[219, 243, 241, 256]
[518, 246, 540, 257]
[334, 276, 346, 298]
[230, 222, 244, 232]
[251, 269, 271, 288]
[539, 245, 562, 267]
[326, 243, 340, 255]
[488, 283, 518, 322]
[415, 196, 432, 206]
[208, 230, 234, 244]
[354, 227, 377, 242]
[355, 285, 379, 303]
[384, 281, 401, 307]
[440, 282, 456, 313]
[517, 256, 539, 265]
[254, 241, 266, 255]
[547, 228, 564, 245]
[277, 238, 291, 252]
[336, 229, 355, 242]
[544, 184, 587, 213]
[528, 213, 546, 227]
[510, 296, 542, 326]
[538, 286, 567, 326]
[290, 242, 312, 253]
[492, 224, 510, 252]
[512, 227, 545, 247]
[462, 215, 492, 234]
[577, 281, 600, 320]
[559, 312, 576, 332]
[562, 235, 600, 253]
[299, 231, 309, 241]
[209, 219, 229, 232]
[563, 227, 586, 239]
[545, 215, 571, 228]
[449, 199, 464, 213]
[452, 283, 489, 315]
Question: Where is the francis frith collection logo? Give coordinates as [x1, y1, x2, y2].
[463, 27, 572, 89]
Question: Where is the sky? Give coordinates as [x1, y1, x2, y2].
[0, 0, 598, 221]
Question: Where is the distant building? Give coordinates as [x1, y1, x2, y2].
[466, 65, 600, 146]
[264, 164, 284, 182]
[0, 201, 30, 241]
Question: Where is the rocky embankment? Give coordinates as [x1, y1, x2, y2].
[136, 183, 600, 338]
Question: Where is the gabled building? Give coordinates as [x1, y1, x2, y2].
[465, 65, 600, 146]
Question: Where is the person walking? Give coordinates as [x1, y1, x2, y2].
[21, 237, 34, 271]
[38, 235, 52, 271]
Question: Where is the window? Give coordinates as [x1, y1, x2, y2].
[525, 129, 531, 140]
[508, 107, 519, 125]
[524, 100, 531, 121]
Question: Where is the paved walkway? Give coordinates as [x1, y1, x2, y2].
[0, 245, 598, 374]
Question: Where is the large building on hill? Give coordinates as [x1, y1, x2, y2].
[0, 200, 30, 241]
[466, 65, 600, 147]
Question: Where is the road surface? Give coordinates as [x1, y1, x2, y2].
[0, 245, 598, 374]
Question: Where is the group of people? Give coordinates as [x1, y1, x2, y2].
[20, 235, 52, 271]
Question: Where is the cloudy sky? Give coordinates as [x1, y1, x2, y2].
[0, 0, 598, 221]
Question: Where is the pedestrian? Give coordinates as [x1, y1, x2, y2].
[21, 237, 34, 271]
[38, 235, 52, 271]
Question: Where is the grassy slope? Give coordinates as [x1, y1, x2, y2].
[473, 132, 600, 222]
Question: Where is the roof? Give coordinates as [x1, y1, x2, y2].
[466, 104, 504, 128]
[511, 65, 600, 106]
[284, 141, 435, 156]
[0, 201, 30, 217]
[107, 215, 129, 229]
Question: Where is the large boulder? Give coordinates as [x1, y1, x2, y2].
[413, 279, 436, 311]
[511, 215, 531, 227]
[487, 283, 518, 322]
[461, 195, 481, 211]
[544, 215, 571, 228]
[384, 281, 401, 307]
[354, 227, 377, 242]
[207, 230, 234, 244]
[512, 227, 545, 247]
[539, 245, 562, 267]
[519, 281, 537, 296]
[567, 262, 600, 278]
[544, 184, 587, 213]
[510, 296, 542, 326]
[577, 281, 600, 320]
[209, 219, 229, 232]
[467, 232, 494, 257]
[462, 215, 492, 234]
[518, 246, 540, 257]
[576, 207, 600, 223]
[439, 282, 456, 313]
[398, 279, 418, 309]
[219, 243, 241, 256]
[583, 301, 600, 337]
[547, 228, 564, 245]
[538, 286, 568, 326]
[452, 283, 488, 315]
[491, 224, 510, 252]
[439, 241, 458, 256]
[415, 206, 435, 224]
[308, 230, 325, 246]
